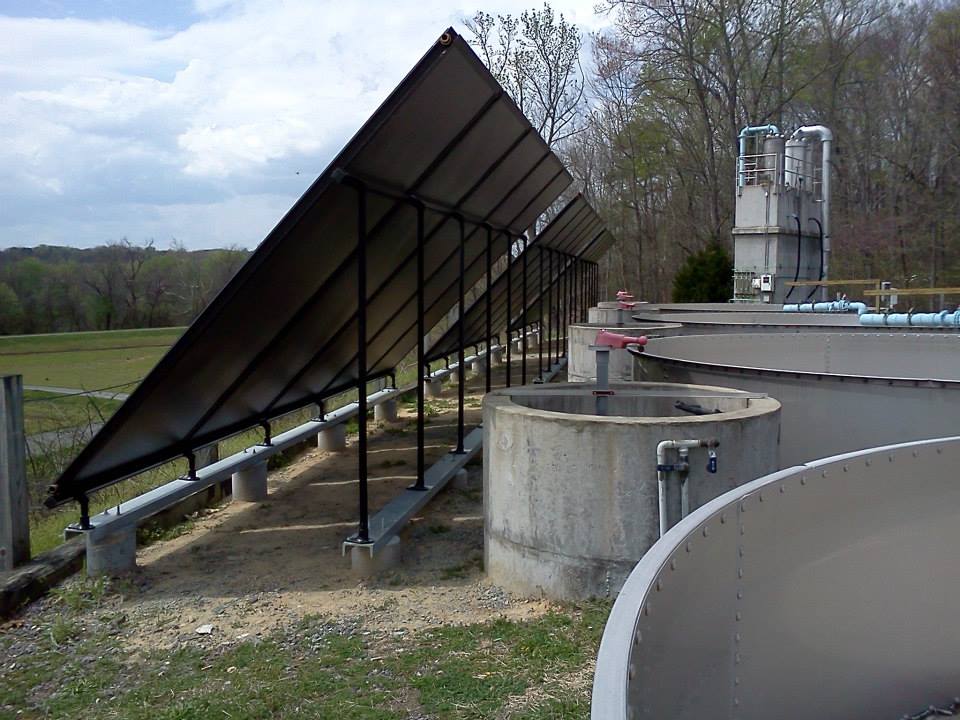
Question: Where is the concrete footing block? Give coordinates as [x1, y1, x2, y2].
[318, 424, 347, 452]
[452, 468, 471, 490]
[374, 398, 398, 423]
[85, 525, 137, 576]
[469, 357, 486, 375]
[424, 377, 443, 398]
[350, 536, 401, 576]
[490, 348, 504, 366]
[514, 339, 524, 353]
[232, 462, 268, 502]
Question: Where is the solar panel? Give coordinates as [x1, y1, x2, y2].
[426, 194, 613, 361]
[47, 28, 572, 508]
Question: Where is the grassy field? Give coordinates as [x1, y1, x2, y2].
[1, 579, 608, 719]
[0, 327, 183, 388]
[22, 390, 121, 436]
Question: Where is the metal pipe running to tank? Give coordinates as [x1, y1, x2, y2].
[790, 125, 832, 297]
[656, 438, 719, 538]
[738, 124, 781, 187]
[860, 310, 960, 327]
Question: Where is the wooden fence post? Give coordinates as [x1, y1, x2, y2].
[1, 375, 30, 571]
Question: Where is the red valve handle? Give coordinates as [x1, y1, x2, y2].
[595, 329, 648, 349]
[618, 301, 637, 309]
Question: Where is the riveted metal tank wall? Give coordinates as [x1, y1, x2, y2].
[592, 436, 960, 720]
[483, 383, 780, 600]
[636, 332, 960, 465]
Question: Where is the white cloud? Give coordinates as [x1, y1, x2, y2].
[0, 0, 608, 249]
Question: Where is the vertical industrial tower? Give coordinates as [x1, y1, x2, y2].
[732, 125, 832, 303]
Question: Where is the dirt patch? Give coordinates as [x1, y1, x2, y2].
[77, 357, 561, 652]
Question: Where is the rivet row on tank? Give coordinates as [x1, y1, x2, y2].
[937, 447, 943, 454]
[738, 568, 744, 578]
[889, 455, 895, 462]
[702, 527, 709, 537]
[779, 485, 785, 494]
[913, 449, 919, 457]
[685, 542, 691, 553]
[736, 612, 742, 621]
[758, 492, 764, 502]
[643, 604, 650, 616]
[738, 546, 744, 557]
[720, 513, 726, 524]
[842, 464, 849, 472]
[734, 698, 741, 706]
[740, 501, 747, 512]
[735, 632, 741, 642]
[735, 677, 741, 686]
[670, 559, 677, 571]
[633, 631, 642, 646]
[737, 590, 743, 599]
[800, 476, 807, 485]
[821, 470, 828, 478]
[628, 664, 636, 680]
[655, 580, 662, 592]
[735, 652, 741, 664]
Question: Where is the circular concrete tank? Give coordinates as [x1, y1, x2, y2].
[637, 332, 960, 465]
[631, 310, 960, 334]
[567, 322, 682, 382]
[483, 382, 781, 600]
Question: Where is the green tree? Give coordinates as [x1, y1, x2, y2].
[0, 281, 24, 334]
[672, 244, 733, 302]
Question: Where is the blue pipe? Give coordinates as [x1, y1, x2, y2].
[784, 300, 869, 315]
[738, 124, 780, 186]
[860, 310, 960, 327]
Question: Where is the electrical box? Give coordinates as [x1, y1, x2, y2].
[760, 274, 773, 292]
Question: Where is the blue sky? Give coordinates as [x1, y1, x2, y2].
[0, 0, 608, 250]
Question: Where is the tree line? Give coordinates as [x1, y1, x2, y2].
[471, 0, 960, 301]
[0, 242, 249, 335]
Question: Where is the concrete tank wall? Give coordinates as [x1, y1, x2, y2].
[483, 383, 780, 600]
[636, 332, 960, 465]
[568, 322, 682, 382]
[592, 435, 960, 720]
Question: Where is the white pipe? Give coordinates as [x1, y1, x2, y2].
[656, 439, 719, 538]
[791, 125, 832, 299]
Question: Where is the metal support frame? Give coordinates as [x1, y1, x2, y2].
[412, 202, 427, 491]
[538, 246, 544, 379]
[350, 183, 371, 544]
[455, 215, 466, 454]
[506, 234, 513, 387]
[547, 249, 554, 367]
[485, 225, 493, 394]
[522, 238, 529, 385]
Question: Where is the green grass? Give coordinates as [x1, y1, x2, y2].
[0, 579, 609, 719]
[22, 390, 121, 436]
[0, 327, 183, 388]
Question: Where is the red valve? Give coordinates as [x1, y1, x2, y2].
[595, 329, 648, 349]
[618, 301, 637, 309]
[616, 289, 634, 300]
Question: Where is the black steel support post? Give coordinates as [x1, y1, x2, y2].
[413, 202, 426, 491]
[547, 249, 553, 367]
[505, 235, 512, 387]
[538, 245, 544, 380]
[455, 215, 466, 454]
[521, 239, 528, 385]
[353, 183, 371, 544]
[484, 225, 492, 394]
[560, 257, 567, 358]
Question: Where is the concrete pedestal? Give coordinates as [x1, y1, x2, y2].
[318, 424, 347, 452]
[452, 468, 471, 490]
[514, 339, 524, 353]
[350, 536, 401, 576]
[233, 462, 268, 502]
[490, 348, 504, 365]
[86, 525, 137, 576]
[424, 378, 443, 398]
[374, 399, 398, 422]
[469, 357, 486, 375]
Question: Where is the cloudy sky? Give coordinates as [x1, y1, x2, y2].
[0, 0, 609, 250]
